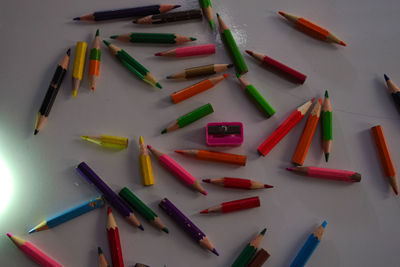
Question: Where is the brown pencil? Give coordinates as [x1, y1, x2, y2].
[167, 63, 233, 79]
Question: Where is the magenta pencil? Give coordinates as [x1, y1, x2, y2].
[287, 166, 361, 182]
[246, 50, 307, 84]
[155, 44, 215, 57]
[7, 233, 62, 267]
[147, 145, 207, 195]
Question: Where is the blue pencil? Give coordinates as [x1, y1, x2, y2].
[29, 195, 104, 233]
[290, 221, 327, 267]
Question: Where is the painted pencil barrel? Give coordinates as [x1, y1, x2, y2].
[93, 5, 176, 21]
[296, 18, 329, 41]
[72, 41, 87, 80]
[199, 0, 212, 8]
[222, 196, 260, 213]
[128, 33, 187, 43]
[177, 44, 215, 57]
[371, 126, 396, 177]
[171, 79, 214, 103]
[159, 154, 196, 186]
[101, 135, 128, 149]
[118, 50, 149, 76]
[247, 248, 270, 267]
[244, 84, 276, 117]
[177, 103, 214, 128]
[322, 112, 332, 141]
[232, 244, 257, 267]
[141, 9, 202, 24]
[222, 30, 248, 75]
[119, 187, 157, 222]
[223, 178, 254, 189]
[139, 154, 154, 185]
[89, 48, 101, 76]
[185, 64, 216, 78]
[198, 150, 247, 166]
[262, 55, 306, 84]
[307, 167, 361, 182]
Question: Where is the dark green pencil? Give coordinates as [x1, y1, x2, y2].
[232, 228, 267, 267]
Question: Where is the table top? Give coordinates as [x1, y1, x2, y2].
[1, 0, 400, 266]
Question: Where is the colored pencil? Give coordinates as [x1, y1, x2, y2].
[202, 177, 273, 190]
[159, 198, 219, 255]
[34, 49, 70, 135]
[171, 74, 230, 103]
[161, 103, 214, 134]
[247, 248, 270, 267]
[290, 221, 327, 267]
[231, 228, 267, 267]
[29, 195, 104, 234]
[217, 13, 248, 75]
[76, 162, 144, 230]
[72, 41, 87, 97]
[384, 74, 400, 113]
[98, 247, 110, 267]
[89, 29, 101, 91]
[371, 125, 399, 195]
[175, 149, 246, 166]
[73, 4, 181, 21]
[6, 233, 62, 267]
[81, 135, 128, 149]
[200, 196, 260, 214]
[103, 40, 161, 88]
[167, 63, 233, 79]
[286, 166, 361, 182]
[107, 207, 124, 267]
[292, 98, 322, 166]
[322, 90, 332, 162]
[133, 9, 202, 24]
[119, 187, 168, 233]
[110, 33, 196, 44]
[237, 76, 275, 118]
[245, 50, 307, 84]
[147, 145, 207, 195]
[199, 0, 214, 29]
[278, 11, 346, 46]
[258, 99, 314, 156]
[139, 136, 154, 186]
[155, 44, 215, 57]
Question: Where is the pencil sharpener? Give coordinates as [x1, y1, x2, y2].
[206, 122, 243, 146]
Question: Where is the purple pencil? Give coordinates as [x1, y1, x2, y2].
[76, 162, 143, 230]
[159, 198, 219, 256]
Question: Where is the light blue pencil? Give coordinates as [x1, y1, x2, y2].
[29, 195, 104, 233]
[290, 221, 327, 267]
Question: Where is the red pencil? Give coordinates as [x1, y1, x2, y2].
[258, 99, 314, 156]
[202, 177, 273, 190]
[200, 196, 260, 214]
[107, 207, 124, 267]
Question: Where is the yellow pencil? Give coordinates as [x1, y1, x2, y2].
[72, 41, 87, 97]
[81, 135, 128, 149]
[139, 136, 154, 185]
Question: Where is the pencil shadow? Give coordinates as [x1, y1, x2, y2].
[131, 19, 203, 28]
[156, 95, 174, 109]
[126, 136, 143, 188]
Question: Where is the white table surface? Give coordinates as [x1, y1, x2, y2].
[1, 0, 400, 266]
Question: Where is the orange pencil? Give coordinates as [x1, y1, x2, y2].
[175, 149, 246, 166]
[171, 74, 229, 103]
[278, 11, 346, 46]
[371, 125, 399, 195]
[292, 98, 322, 165]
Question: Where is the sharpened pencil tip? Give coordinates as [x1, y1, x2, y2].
[66, 48, 71, 56]
[202, 179, 211, 183]
[147, 145, 152, 150]
[212, 248, 219, 256]
[384, 74, 390, 81]
[223, 73, 230, 78]
[95, 29, 99, 36]
[28, 229, 35, 234]
[156, 83, 162, 89]
[264, 184, 274, 188]
[107, 207, 112, 214]
[339, 41, 346, 46]
[190, 37, 197, 41]
[200, 209, 208, 214]
[103, 40, 111, 46]
[325, 153, 330, 162]
[325, 90, 329, 98]
[245, 50, 253, 56]
[174, 150, 184, 154]
[155, 52, 162, 56]
[97, 247, 103, 254]
[286, 167, 294, 171]
[138, 225, 144, 231]
[173, 5, 181, 8]
[278, 11, 285, 17]
[34, 129, 38, 135]
[209, 20, 214, 29]
[110, 35, 117, 39]
[161, 129, 167, 134]
[201, 190, 208, 195]
[216, 13, 220, 17]
[322, 221, 327, 228]
[6, 233, 12, 238]
[73, 17, 80, 21]
[260, 228, 267, 235]
[166, 75, 172, 79]
[162, 228, 169, 234]
[227, 63, 234, 68]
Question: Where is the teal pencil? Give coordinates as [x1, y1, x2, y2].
[29, 196, 104, 233]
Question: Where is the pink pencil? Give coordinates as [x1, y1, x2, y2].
[155, 44, 215, 57]
[147, 145, 207, 195]
[286, 166, 361, 182]
[6, 233, 62, 267]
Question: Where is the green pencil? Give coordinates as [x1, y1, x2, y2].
[162, 103, 214, 134]
[119, 187, 168, 233]
[232, 228, 267, 267]
[238, 76, 275, 118]
[110, 33, 196, 44]
[217, 13, 248, 75]
[199, 0, 214, 29]
[103, 40, 162, 89]
[322, 90, 332, 162]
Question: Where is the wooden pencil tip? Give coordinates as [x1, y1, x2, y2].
[245, 50, 253, 55]
[384, 74, 390, 81]
[202, 179, 211, 183]
[174, 150, 184, 154]
[339, 41, 347, 46]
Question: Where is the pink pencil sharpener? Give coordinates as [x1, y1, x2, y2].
[206, 122, 243, 146]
